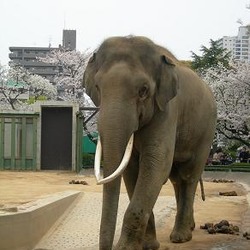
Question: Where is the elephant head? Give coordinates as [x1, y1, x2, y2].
[84, 36, 178, 181]
[83, 36, 178, 249]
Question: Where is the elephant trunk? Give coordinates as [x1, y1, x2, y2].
[97, 101, 138, 249]
[100, 176, 121, 249]
[99, 135, 131, 250]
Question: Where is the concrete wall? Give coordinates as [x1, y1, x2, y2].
[33, 101, 79, 171]
[0, 191, 81, 250]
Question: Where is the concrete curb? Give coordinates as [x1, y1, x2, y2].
[0, 190, 81, 250]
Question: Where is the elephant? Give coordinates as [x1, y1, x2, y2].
[83, 36, 217, 250]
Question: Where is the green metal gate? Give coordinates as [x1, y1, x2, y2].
[0, 113, 39, 170]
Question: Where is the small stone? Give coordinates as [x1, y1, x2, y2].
[219, 220, 230, 227]
[80, 180, 88, 185]
[232, 225, 239, 232]
[220, 225, 230, 234]
[207, 227, 216, 234]
[243, 231, 249, 237]
[204, 223, 214, 229]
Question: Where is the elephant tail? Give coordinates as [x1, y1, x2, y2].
[200, 177, 205, 201]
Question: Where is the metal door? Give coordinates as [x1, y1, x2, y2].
[41, 107, 72, 170]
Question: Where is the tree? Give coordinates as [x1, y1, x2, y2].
[38, 48, 98, 134]
[38, 48, 91, 107]
[0, 64, 56, 110]
[203, 62, 249, 146]
[191, 39, 231, 73]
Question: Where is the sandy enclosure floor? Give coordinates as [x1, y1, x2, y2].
[0, 169, 249, 250]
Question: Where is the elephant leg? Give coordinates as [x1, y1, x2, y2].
[116, 161, 170, 249]
[169, 158, 205, 243]
[143, 212, 160, 250]
[123, 153, 160, 250]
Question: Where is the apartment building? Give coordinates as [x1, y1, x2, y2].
[9, 30, 76, 81]
[218, 26, 250, 61]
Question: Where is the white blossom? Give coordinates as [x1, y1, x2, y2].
[38, 48, 91, 107]
[0, 64, 56, 110]
[203, 62, 250, 146]
[38, 48, 97, 133]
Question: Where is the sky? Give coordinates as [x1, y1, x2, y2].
[0, 0, 250, 66]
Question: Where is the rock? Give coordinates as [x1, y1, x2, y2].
[207, 227, 216, 234]
[80, 180, 88, 185]
[212, 179, 234, 183]
[201, 220, 240, 235]
[69, 180, 88, 185]
[243, 231, 249, 237]
[232, 225, 239, 233]
[204, 223, 214, 229]
[220, 225, 230, 234]
[218, 220, 230, 227]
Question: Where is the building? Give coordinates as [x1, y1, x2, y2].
[218, 26, 250, 62]
[9, 30, 76, 81]
[9, 46, 59, 81]
[63, 29, 76, 50]
[0, 101, 82, 171]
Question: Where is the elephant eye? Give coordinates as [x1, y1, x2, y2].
[138, 85, 149, 99]
[95, 84, 100, 91]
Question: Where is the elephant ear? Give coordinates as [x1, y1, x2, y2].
[155, 55, 178, 111]
[83, 53, 100, 107]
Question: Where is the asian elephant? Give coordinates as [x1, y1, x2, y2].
[83, 36, 217, 250]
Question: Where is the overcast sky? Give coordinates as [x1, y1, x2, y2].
[0, 0, 249, 65]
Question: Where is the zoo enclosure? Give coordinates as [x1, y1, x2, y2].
[0, 102, 83, 171]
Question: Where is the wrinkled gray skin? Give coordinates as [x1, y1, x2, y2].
[83, 36, 217, 250]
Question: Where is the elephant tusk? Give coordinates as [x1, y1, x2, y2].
[94, 136, 102, 182]
[95, 134, 134, 185]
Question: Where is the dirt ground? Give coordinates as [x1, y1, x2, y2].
[0, 169, 249, 250]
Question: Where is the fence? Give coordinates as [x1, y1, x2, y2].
[0, 113, 39, 170]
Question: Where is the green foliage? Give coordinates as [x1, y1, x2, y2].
[82, 153, 94, 167]
[231, 162, 250, 167]
[191, 39, 231, 73]
[223, 141, 243, 160]
[227, 141, 243, 152]
[26, 95, 47, 104]
[205, 163, 250, 172]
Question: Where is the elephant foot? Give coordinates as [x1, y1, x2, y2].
[143, 238, 160, 250]
[114, 239, 159, 250]
[114, 243, 141, 250]
[170, 228, 192, 243]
